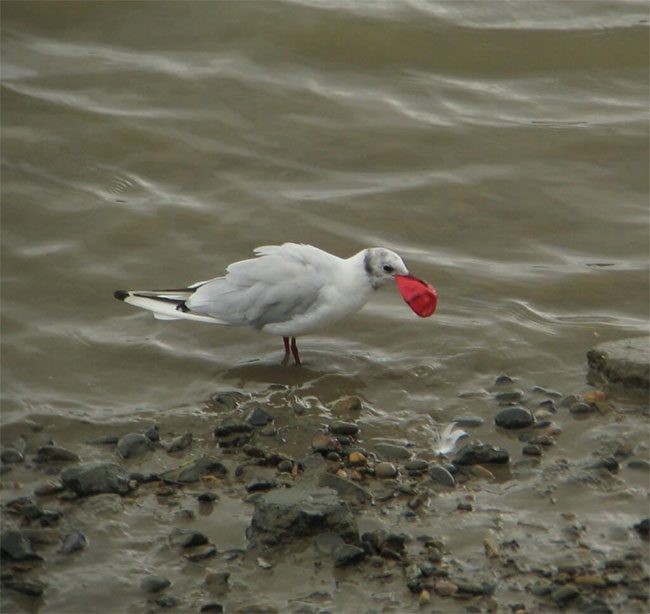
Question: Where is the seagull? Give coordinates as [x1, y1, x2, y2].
[113, 243, 437, 364]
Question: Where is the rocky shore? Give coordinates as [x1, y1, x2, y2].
[1, 339, 648, 612]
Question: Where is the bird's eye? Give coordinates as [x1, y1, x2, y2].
[383, 265, 394, 273]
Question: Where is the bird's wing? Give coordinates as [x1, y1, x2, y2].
[186, 243, 341, 329]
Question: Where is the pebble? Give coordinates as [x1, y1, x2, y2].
[457, 501, 473, 512]
[141, 575, 171, 593]
[494, 389, 525, 404]
[1, 448, 24, 463]
[205, 571, 230, 594]
[522, 444, 542, 456]
[328, 421, 359, 436]
[246, 406, 274, 427]
[61, 463, 131, 496]
[434, 579, 458, 596]
[429, 465, 455, 487]
[453, 415, 484, 427]
[560, 394, 581, 407]
[197, 492, 219, 503]
[551, 584, 580, 606]
[210, 391, 246, 410]
[318, 472, 373, 503]
[374, 443, 411, 460]
[214, 417, 253, 437]
[156, 594, 181, 608]
[117, 433, 154, 459]
[633, 518, 649, 537]
[333, 544, 366, 567]
[245, 478, 278, 492]
[59, 530, 87, 554]
[455, 579, 496, 596]
[405, 563, 423, 592]
[348, 452, 366, 466]
[186, 545, 218, 562]
[494, 407, 535, 429]
[627, 459, 650, 471]
[177, 456, 228, 483]
[166, 432, 193, 453]
[1, 530, 43, 561]
[332, 396, 363, 412]
[531, 385, 562, 398]
[144, 425, 160, 442]
[170, 529, 209, 548]
[454, 441, 510, 465]
[404, 459, 429, 475]
[326, 452, 341, 462]
[86, 435, 119, 445]
[277, 460, 293, 473]
[570, 402, 597, 415]
[35, 445, 81, 463]
[374, 462, 398, 479]
[494, 374, 515, 385]
[34, 481, 65, 497]
[4, 579, 46, 597]
[200, 603, 224, 613]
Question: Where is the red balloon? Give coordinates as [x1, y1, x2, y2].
[395, 275, 437, 318]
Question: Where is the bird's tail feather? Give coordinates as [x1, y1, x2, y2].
[113, 289, 228, 325]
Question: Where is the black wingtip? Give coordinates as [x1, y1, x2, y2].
[114, 290, 129, 301]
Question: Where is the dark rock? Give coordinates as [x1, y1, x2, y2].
[144, 425, 160, 442]
[456, 580, 496, 596]
[214, 417, 253, 437]
[167, 432, 193, 453]
[61, 463, 131, 496]
[374, 443, 411, 461]
[528, 435, 555, 447]
[35, 445, 80, 463]
[177, 456, 228, 483]
[117, 433, 155, 459]
[429, 465, 456, 487]
[405, 562, 422, 592]
[34, 482, 65, 497]
[249, 487, 358, 545]
[328, 421, 359, 436]
[59, 531, 87, 554]
[587, 337, 650, 391]
[1, 530, 43, 561]
[277, 460, 293, 473]
[245, 478, 278, 492]
[570, 402, 597, 415]
[454, 442, 510, 465]
[588, 456, 619, 472]
[633, 518, 649, 537]
[217, 432, 251, 448]
[494, 407, 535, 429]
[531, 386, 562, 398]
[405, 460, 429, 475]
[318, 473, 373, 503]
[3, 579, 45, 597]
[200, 603, 224, 613]
[246, 406, 274, 427]
[457, 501, 473, 511]
[186, 545, 218, 562]
[205, 571, 230, 594]
[86, 435, 119, 445]
[242, 444, 269, 459]
[170, 529, 209, 548]
[197, 492, 219, 503]
[333, 544, 366, 567]
[494, 374, 515, 385]
[560, 394, 581, 407]
[522, 444, 542, 456]
[374, 462, 398, 479]
[453, 415, 484, 428]
[1, 448, 24, 464]
[628, 459, 650, 471]
[141, 575, 171, 593]
[156, 594, 180, 608]
[209, 391, 246, 410]
[551, 584, 580, 606]
[332, 396, 363, 412]
[494, 390, 525, 404]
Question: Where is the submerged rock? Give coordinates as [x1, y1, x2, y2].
[249, 487, 358, 545]
[176, 456, 228, 483]
[374, 443, 411, 461]
[328, 421, 359, 436]
[3, 579, 46, 597]
[1, 448, 24, 464]
[246, 406, 274, 427]
[61, 463, 131, 496]
[214, 417, 253, 437]
[141, 575, 171, 593]
[1, 530, 43, 561]
[166, 432, 193, 453]
[333, 544, 366, 567]
[318, 472, 372, 503]
[429, 465, 456, 487]
[117, 433, 155, 459]
[494, 407, 535, 429]
[170, 529, 209, 548]
[59, 531, 87, 555]
[454, 441, 510, 465]
[587, 336, 650, 391]
[35, 445, 80, 463]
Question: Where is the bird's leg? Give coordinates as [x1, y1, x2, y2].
[282, 336, 291, 364]
[290, 337, 301, 365]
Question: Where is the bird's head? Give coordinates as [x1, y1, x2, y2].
[363, 247, 410, 289]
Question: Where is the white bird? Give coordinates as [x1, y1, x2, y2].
[114, 243, 437, 364]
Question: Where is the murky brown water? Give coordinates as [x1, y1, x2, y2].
[2, 1, 649, 612]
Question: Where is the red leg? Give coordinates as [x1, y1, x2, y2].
[290, 337, 301, 365]
[283, 336, 290, 356]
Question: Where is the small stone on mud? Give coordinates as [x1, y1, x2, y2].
[453, 415, 484, 427]
[454, 441, 509, 465]
[405, 460, 429, 475]
[328, 421, 359, 436]
[86, 435, 119, 445]
[170, 529, 209, 548]
[633, 518, 649, 537]
[59, 530, 87, 554]
[1, 530, 43, 561]
[1, 448, 24, 464]
[333, 544, 365, 567]
[117, 433, 155, 459]
[186, 545, 218, 562]
[156, 594, 180, 608]
[374, 462, 398, 479]
[214, 417, 253, 437]
[434, 578, 458, 596]
[245, 478, 278, 492]
[277, 460, 293, 473]
[144, 425, 160, 442]
[246, 406, 274, 427]
[167, 432, 193, 453]
[141, 575, 171, 593]
[200, 603, 224, 613]
[319, 472, 373, 503]
[374, 443, 411, 460]
[429, 465, 455, 487]
[551, 584, 580, 606]
[61, 463, 131, 496]
[495, 374, 515, 385]
[4, 579, 46, 597]
[332, 396, 363, 412]
[569, 401, 597, 415]
[176, 456, 228, 483]
[348, 452, 366, 466]
[494, 389, 525, 404]
[522, 444, 542, 456]
[35, 445, 81, 463]
[494, 407, 535, 429]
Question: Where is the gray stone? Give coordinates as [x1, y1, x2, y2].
[551, 584, 580, 606]
[167, 432, 193, 453]
[3, 579, 45, 597]
[522, 444, 542, 456]
[214, 417, 253, 437]
[35, 445, 80, 463]
[59, 530, 87, 554]
[429, 465, 456, 487]
[1, 530, 43, 561]
[374, 443, 411, 460]
[318, 472, 373, 503]
[170, 529, 209, 548]
[87, 435, 119, 445]
[210, 391, 246, 410]
[141, 575, 171, 593]
[1, 448, 24, 464]
[570, 402, 596, 415]
[249, 487, 358, 545]
[494, 407, 535, 429]
[245, 478, 278, 492]
[246, 406, 274, 427]
[374, 462, 398, 479]
[328, 421, 359, 436]
[177, 456, 228, 483]
[61, 463, 131, 496]
[454, 441, 510, 465]
[333, 544, 366, 567]
[453, 415, 484, 427]
[405, 460, 429, 475]
[587, 336, 650, 391]
[117, 433, 154, 459]
[494, 389, 525, 404]
[144, 425, 160, 442]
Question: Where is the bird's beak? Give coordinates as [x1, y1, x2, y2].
[395, 274, 437, 317]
